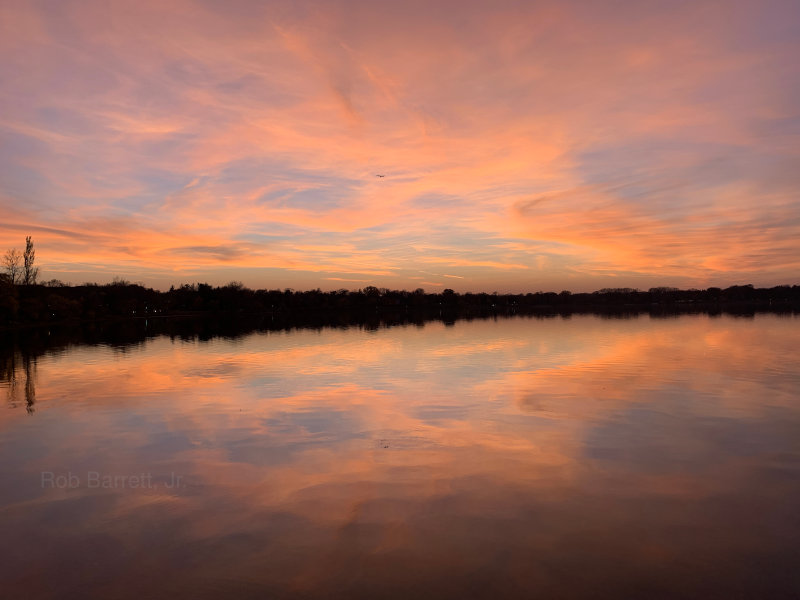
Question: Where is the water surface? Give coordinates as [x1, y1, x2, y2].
[2, 314, 799, 598]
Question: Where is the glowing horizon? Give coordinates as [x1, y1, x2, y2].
[1, 0, 799, 292]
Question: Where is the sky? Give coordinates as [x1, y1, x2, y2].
[1, 0, 799, 292]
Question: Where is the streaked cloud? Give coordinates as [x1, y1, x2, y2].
[1, 0, 798, 290]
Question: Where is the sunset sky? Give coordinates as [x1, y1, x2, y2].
[1, 0, 799, 292]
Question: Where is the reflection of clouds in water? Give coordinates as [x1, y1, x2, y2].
[0, 315, 799, 597]
[180, 360, 244, 379]
[584, 404, 800, 477]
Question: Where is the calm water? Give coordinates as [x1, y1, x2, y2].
[1, 314, 799, 599]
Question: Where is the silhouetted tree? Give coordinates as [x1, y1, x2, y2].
[23, 237, 39, 285]
[3, 248, 21, 284]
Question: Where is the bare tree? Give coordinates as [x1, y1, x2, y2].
[23, 236, 39, 285]
[3, 248, 21, 284]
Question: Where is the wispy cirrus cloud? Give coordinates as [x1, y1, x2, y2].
[0, 0, 798, 290]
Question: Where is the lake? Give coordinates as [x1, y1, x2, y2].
[1, 313, 799, 599]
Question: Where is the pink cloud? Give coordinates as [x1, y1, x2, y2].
[0, 0, 798, 290]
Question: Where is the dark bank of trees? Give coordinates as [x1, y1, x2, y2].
[3, 236, 797, 328]
[3, 282, 799, 392]
[1, 278, 798, 329]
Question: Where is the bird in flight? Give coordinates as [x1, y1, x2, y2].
[375, 174, 385, 178]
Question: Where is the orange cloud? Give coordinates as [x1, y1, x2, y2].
[0, 0, 798, 290]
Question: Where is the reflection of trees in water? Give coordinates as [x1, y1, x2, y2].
[24, 355, 36, 413]
[0, 303, 796, 416]
[2, 351, 35, 414]
[1, 351, 18, 407]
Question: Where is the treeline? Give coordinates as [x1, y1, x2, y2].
[1, 279, 798, 329]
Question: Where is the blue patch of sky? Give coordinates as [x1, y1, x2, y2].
[349, 225, 569, 259]
[220, 157, 361, 186]
[576, 138, 780, 203]
[163, 58, 217, 87]
[116, 168, 193, 206]
[752, 114, 800, 139]
[134, 131, 199, 161]
[138, 168, 196, 192]
[0, 129, 49, 159]
[215, 74, 299, 108]
[233, 227, 305, 245]
[721, 0, 800, 48]
[93, 170, 199, 216]
[352, 234, 432, 255]
[259, 186, 348, 211]
[214, 158, 364, 211]
[0, 131, 61, 205]
[34, 106, 101, 137]
[194, 0, 275, 22]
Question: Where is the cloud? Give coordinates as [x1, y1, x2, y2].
[0, 0, 798, 289]
[165, 245, 248, 262]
